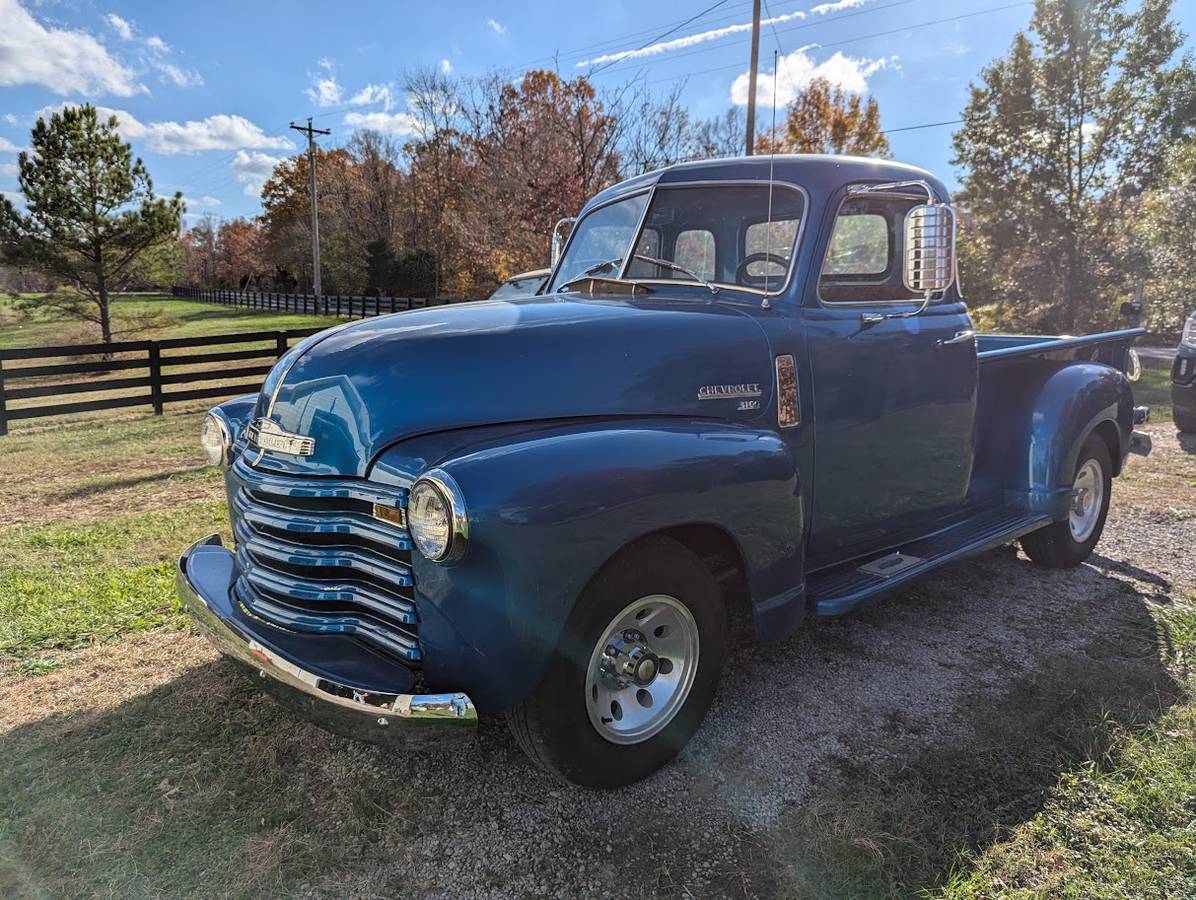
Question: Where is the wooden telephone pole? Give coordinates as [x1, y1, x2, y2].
[745, 0, 761, 155]
[289, 118, 331, 298]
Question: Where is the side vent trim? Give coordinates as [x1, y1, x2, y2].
[776, 354, 800, 428]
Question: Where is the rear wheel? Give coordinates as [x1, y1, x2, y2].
[1021, 434, 1112, 568]
[507, 535, 727, 788]
[1175, 408, 1196, 434]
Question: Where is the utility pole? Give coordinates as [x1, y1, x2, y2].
[289, 118, 331, 298]
[745, 0, 761, 156]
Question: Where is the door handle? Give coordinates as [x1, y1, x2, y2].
[937, 328, 975, 347]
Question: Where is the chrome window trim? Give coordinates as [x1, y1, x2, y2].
[813, 185, 948, 309]
[546, 189, 653, 293]
[618, 179, 811, 300]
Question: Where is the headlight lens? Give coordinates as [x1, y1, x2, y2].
[201, 413, 230, 467]
[409, 477, 458, 561]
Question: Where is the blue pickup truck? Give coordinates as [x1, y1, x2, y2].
[180, 155, 1151, 788]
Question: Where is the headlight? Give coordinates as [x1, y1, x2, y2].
[201, 413, 231, 467]
[408, 471, 467, 562]
[1182, 314, 1196, 350]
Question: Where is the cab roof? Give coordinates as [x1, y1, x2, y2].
[583, 154, 948, 213]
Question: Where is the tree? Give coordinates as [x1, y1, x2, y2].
[953, 0, 1196, 333]
[1132, 138, 1196, 338]
[756, 79, 890, 157]
[0, 105, 183, 343]
[214, 218, 265, 289]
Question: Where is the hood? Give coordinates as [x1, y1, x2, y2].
[252, 295, 774, 476]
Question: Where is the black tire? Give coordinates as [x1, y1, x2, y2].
[507, 534, 727, 788]
[1020, 434, 1112, 568]
[1175, 408, 1196, 434]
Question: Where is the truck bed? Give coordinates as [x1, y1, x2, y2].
[977, 328, 1146, 362]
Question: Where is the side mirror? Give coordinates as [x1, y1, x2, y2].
[903, 203, 955, 295]
[550, 217, 576, 268]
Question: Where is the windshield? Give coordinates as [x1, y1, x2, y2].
[547, 193, 649, 292]
[625, 184, 805, 292]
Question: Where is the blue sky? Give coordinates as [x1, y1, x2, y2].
[2, 0, 1194, 224]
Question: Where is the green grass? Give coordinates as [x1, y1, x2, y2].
[0, 501, 230, 674]
[1134, 363, 1174, 423]
[939, 602, 1196, 899]
[0, 290, 339, 350]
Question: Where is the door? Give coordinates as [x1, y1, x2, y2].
[803, 192, 978, 565]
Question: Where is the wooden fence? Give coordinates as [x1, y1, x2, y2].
[0, 328, 323, 435]
[171, 285, 461, 317]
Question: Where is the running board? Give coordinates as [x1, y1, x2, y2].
[807, 507, 1052, 617]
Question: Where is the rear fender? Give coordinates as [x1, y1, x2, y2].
[1016, 363, 1132, 518]
[371, 419, 802, 712]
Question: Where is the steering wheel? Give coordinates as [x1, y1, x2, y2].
[736, 252, 789, 288]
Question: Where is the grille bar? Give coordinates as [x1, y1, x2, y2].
[229, 458, 420, 663]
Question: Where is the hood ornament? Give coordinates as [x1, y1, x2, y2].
[246, 417, 316, 457]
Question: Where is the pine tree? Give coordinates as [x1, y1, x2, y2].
[0, 105, 183, 344]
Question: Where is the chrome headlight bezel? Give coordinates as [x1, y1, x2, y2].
[201, 412, 232, 467]
[408, 469, 468, 563]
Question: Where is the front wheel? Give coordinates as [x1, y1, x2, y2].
[1175, 408, 1196, 434]
[507, 535, 727, 788]
[1020, 434, 1112, 568]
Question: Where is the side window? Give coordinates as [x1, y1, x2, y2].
[674, 229, 716, 281]
[819, 197, 921, 303]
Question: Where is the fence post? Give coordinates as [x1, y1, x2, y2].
[0, 357, 8, 437]
[276, 332, 287, 359]
[390, 296, 396, 314]
[149, 342, 163, 415]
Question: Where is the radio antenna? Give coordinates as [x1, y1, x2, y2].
[762, 49, 778, 310]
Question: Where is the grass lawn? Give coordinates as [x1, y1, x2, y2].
[0, 290, 339, 350]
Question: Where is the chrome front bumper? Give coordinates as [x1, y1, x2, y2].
[177, 534, 477, 747]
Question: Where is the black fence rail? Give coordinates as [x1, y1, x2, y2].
[171, 285, 462, 317]
[0, 327, 323, 435]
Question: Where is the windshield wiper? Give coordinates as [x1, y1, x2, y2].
[557, 256, 624, 293]
[631, 254, 720, 295]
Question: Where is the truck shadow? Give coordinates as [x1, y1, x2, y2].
[0, 549, 1182, 898]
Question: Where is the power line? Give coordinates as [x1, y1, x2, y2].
[588, 0, 738, 75]
[289, 118, 331, 297]
[634, 1, 1031, 87]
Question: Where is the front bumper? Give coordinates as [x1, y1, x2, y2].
[177, 534, 477, 747]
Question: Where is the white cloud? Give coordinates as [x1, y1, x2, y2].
[578, 0, 873, 67]
[145, 35, 169, 53]
[180, 194, 221, 208]
[0, 162, 18, 177]
[730, 47, 895, 107]
[0, 0, 142, 96]
[486, 18, 506, 35]
[3, 114, 17, 125]
[349, 82, 393, 110]
[304, 57, 343, 106]
[343, 110, 419, 137]
[153, 60, 203, 88]
[231, 149, 283, 197]
[0, 136, 19, 153]
[34, 104, 294, 154]
[440, 58, 453, 75]
[105, 13, 133, 40]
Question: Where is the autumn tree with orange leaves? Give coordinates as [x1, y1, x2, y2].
[756, 78, 890, 157]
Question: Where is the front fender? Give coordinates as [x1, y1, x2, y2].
[371, 419, 801, 712]
[1018, 363, 1132, 518]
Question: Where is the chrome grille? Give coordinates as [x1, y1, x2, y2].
[228, 458, 420, 664]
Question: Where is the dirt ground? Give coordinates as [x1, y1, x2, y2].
[1, 420, 1193, 898]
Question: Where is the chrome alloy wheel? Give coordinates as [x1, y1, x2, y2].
[1069, 458, 1104, 542]
[584, 594, 700, 745]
